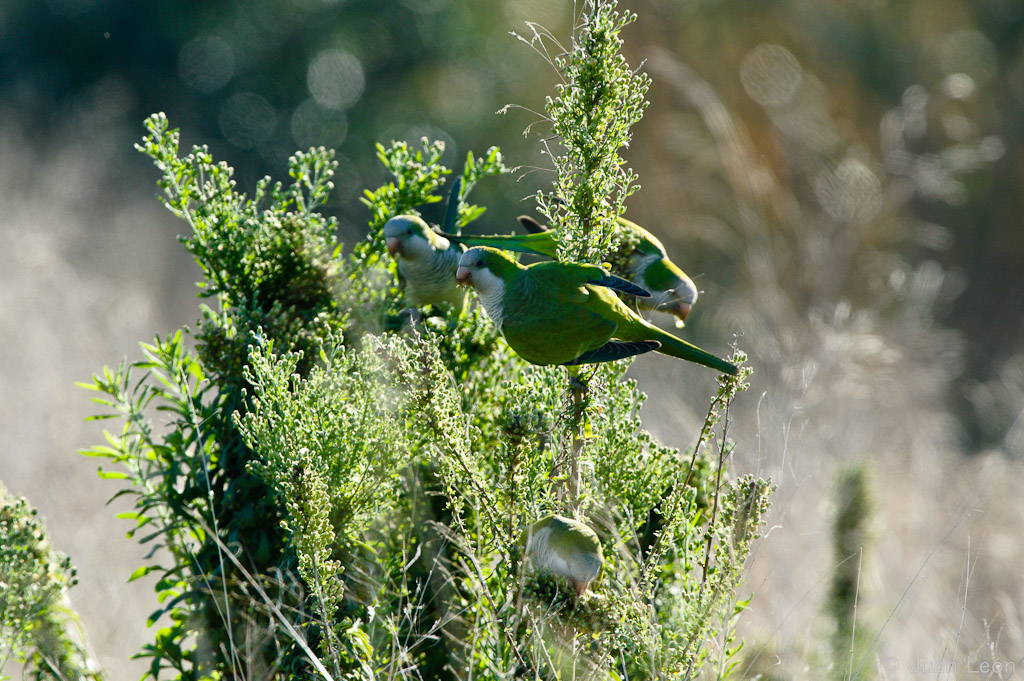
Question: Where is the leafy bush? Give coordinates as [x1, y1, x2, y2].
[73, 1, 773, 679]
[0, 484, 101, 681]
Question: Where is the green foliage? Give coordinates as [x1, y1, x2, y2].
[238, 337, 411, 544]
[234, 335, 420, 668]
[72, 2, 771, 680]
[138, 114, 344, 387]
[454, 147, 508, 231]
[0, 485, 101, 681]
[81, 116, 514, 680]
[534, 1, 650, 264]
[78, 330, 279, 680]
[828, 465, 876, 681]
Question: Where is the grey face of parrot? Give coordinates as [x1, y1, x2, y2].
[658, 289, 694, 322]
[456, 249, 506, 327]
[670, 277, 698, 321]
[645, 276, 697, 322]
[455, 248, 495, 290]
[454, 249, 478, 287]
[383, 216, 434, 258]
[383, 217, 412, 256]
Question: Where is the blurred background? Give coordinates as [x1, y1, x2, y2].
[2, 0, 1023, 678]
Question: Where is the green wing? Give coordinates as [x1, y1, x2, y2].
[563, 340, 660, 365]
[500, 264, 619, 365]
[527, 260, 603, 283]
[588, 272, 651, 298]
[526, 261, 651, 301]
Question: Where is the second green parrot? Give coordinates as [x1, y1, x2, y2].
[455, 246, 737, 374]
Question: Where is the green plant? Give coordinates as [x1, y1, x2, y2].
[0, 484, 102, 681]
[75, 2, 772, 679]
[527, 2, 650, 265]
[829, 465, 875, 681]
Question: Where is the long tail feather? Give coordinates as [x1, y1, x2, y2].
[653, 328, 738, 374]
[439, 231, 558, 258]
[588, 273, 652, 298]
[518, 215, 550, 234]
[624, 319, 737, 375]
[443, 177, 462, 233]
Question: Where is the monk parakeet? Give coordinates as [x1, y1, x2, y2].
[383, 215, 466, 312]
[455, 246, 737, 374]
[442, 215, 699, 323]
[525, 515, 604, 596]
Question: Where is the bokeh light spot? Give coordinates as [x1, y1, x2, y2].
[938, 28, 997, 86]
[308, 49, 365, 111]
[179, 36, 235, 93]
[767, 75, 841, 153]
[219, 92, 277, 149]
[978, 135, 1006, 163]
[291, 99, 348, 149]
[902, 84, 929, 111]
[429, 63, 489, 128]
[740, 44, 802, 108]
[814, 158, 883, 224]
[942, 72, 975, 100]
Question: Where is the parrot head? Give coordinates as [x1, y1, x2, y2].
[456, 247, 520, 326]
[455, 246, 520, 292]
[639, 256, 698, 323]
[383, 215, 450, 260]
[624, 220, 699, 322]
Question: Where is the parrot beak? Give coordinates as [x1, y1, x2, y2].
[671, 301, 692, 322]
[455, 266, 472, 287]
[385, 237, 402, 256]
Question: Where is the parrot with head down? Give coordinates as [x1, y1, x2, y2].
[455, 246, 737, 374]
[441, 215, 700, 324]
[525, 515, 604, 597]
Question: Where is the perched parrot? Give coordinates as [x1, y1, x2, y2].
[441, 215, 699, 323]
[455, 246, 738, 374]
[383, 215, 466, 312]
[525, 515, 604, 596]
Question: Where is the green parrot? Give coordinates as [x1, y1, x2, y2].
[442, 215, 700, 323]
[525, 515, 604, 596]
[383, 215, 466, 312]
[455, 246, 738, 374]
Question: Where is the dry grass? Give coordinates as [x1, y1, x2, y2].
[627, 49, 1024, 681]
[0, 118, 197, 680]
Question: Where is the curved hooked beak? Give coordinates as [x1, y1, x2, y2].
[671, 300, 692, 322]
[455, 266, 472, 287]
[385, 237, 402, 256]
